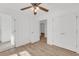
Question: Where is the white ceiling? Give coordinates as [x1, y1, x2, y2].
[0, 3, 79, 16]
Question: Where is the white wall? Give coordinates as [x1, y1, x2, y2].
[47, 11, 79, 52]
[1, 3, 79, 53]
[0, 13, 14, 52]
[15, 13, 40, 47]
[52, 13, 77, 51]
[36, 9, 79, 53]
[0, 12, 39, 51]
[0, 17, 1, 42]
[0, 14, 12, 43]
[12, 7, 79, 53]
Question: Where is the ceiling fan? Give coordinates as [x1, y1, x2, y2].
[20, 3, 49, 15]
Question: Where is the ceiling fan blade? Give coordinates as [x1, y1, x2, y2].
[21, 6, 32, 10]
[38, 6, 49, 12]
[31, 3, 36, 6]
[31, 3, 41, 6]
[36, 3, 41, 6]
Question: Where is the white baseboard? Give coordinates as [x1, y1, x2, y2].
[31, 40, 39, 44]
[47, 40, 79, 54]
[15, 39, 39, 47]
[15, 40, 30, 47]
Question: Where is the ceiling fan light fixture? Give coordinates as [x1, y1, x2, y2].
[34, 9, 37, 12]
[32, 7, 39, 15]
[36, 7, 39, 10]
[33, 8, 37, 15]
[21, 3, 49, 15]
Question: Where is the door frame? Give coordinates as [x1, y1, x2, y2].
[39, 19, 47, 38]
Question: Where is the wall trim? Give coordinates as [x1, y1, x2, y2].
[47, 40, 79, 54]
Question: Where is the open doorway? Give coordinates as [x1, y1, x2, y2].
[40, 20, 47, 44]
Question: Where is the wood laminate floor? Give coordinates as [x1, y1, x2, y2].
[0, 39, 79, 56]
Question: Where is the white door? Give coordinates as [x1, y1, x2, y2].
[30, 19, 40, 43]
